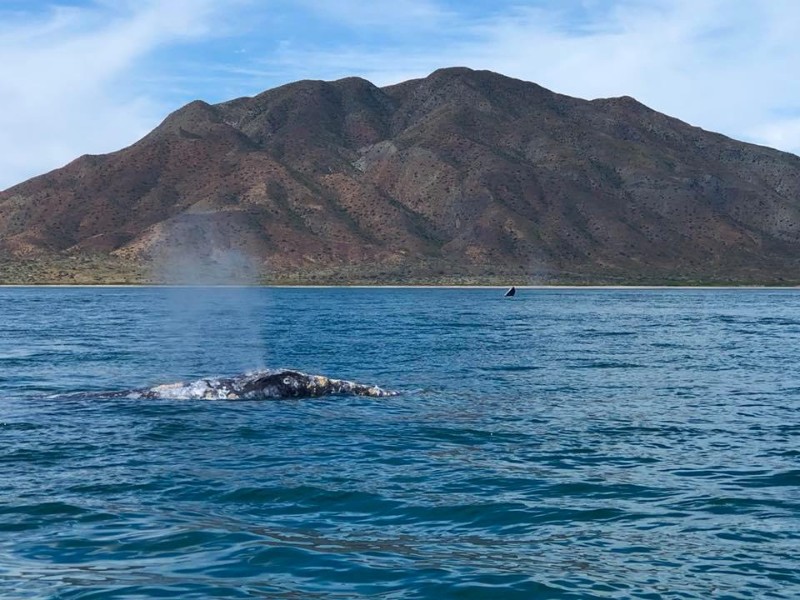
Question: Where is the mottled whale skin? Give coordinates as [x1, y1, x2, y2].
[116, 369, 397, 400]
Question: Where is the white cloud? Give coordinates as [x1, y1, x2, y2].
[0, 0, 229, 190]
[464, 0, 800, 151]
[258, 0, 800, 155]
[750, 118, 800, 155]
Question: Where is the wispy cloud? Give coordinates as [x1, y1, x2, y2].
[752, 118, 800, 155]
[0, 0, 237, 190]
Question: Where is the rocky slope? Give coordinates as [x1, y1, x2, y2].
[2, 67, 800, 284]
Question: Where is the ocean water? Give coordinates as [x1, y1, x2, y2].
[1, 287, 798, 599]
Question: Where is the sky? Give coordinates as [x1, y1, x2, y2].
[1, 0, 800, 190]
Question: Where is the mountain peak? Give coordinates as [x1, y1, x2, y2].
[428, 65, 477, 78]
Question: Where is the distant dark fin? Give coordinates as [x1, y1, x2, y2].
[504, 286, 516, 297]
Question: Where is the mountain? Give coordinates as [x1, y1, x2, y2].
[2, 67, 800, 284]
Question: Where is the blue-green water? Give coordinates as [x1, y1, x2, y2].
[1, 287, 798, 599]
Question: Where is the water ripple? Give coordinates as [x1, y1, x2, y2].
[1, 288, 799, 598]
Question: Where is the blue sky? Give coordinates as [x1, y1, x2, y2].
[2, 0, 800, 189]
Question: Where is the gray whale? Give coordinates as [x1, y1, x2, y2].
[114, 369, 397, 400]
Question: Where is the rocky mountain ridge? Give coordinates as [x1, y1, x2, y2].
[2, 67, 800, 284]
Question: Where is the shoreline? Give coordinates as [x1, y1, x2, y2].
[1, 284, 799, 290]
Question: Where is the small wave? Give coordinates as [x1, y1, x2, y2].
[735, 469, 800, 488]
[570, 360, 645, 369]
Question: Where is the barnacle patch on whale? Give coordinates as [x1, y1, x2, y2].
[108, 369, 398, 400]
